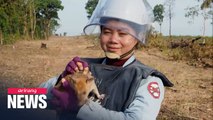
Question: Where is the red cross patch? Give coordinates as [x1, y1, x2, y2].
[148, 82, 160, 99]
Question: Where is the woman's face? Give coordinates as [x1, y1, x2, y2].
[100, 20, 138, 59]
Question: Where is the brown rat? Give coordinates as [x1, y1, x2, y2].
[55, 71, 103, 106]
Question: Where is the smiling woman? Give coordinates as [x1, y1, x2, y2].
[40, 0, 173, 120]
[99, 19, 138, 59]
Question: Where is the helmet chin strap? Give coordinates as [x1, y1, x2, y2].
[105, 46, 135, 59]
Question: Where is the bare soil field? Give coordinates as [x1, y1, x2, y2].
[0, 36, 212, 120]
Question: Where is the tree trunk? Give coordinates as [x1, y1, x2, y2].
[211, 1, 213, 35]
[0, 29, 3, 45]
[202, 17, 206, 37]
[29, 0, 36, 40]
[23, 12, 29, 40]
[47, 20, 51, 40]
[33, 3, 36, 40]
[169, 5, 172, 39]
[44, 20, 48, 40]
[44, 19, 50, 40]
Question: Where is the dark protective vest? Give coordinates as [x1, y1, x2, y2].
[83, 58, 173, 112]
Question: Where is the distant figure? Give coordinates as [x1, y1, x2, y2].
[63, 32, 67, 36]
[41, 43, 47, 49]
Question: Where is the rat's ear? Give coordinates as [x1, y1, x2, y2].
[87, 72, 94, 80]
[87, 75, 94, 82]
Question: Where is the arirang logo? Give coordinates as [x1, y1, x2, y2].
[7, 88, 47, 109]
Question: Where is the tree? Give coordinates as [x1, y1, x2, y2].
[85, 0, 98, 19]
[0, 27, 3, 45]
[185, 5, 200, 24]
[209, 3, 213, 25]
[0, 0, 23, 43]
[185, 2, 212, 37]
[0, 0, 64, 44]
[35, 0, 63, 40]
[200, 0, 213, 37]
[164, 0, 175, 39]
[200, 9, 211, 36]
[199, 0, 213, 9]
[28, 0, 36, 40]
[153, 4, 165, 34]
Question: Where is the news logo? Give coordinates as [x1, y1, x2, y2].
[7, 88, 47, 109]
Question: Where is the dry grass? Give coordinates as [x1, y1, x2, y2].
[145, 36, 213, 68]
[0, 36, 212, 119]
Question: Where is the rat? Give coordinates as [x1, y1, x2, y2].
[54, 71, 103, 106]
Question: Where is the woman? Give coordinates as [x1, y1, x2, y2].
[40, 0, 173, 119]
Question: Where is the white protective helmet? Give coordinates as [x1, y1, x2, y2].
[83, 0, 154, 44]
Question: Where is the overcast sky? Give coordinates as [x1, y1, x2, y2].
[56, 0, 212, 36]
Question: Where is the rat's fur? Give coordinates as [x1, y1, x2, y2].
[55, 72, 102, 106]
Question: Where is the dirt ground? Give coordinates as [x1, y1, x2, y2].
[0, 36, 212, 120]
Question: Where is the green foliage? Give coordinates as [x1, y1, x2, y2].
[153, 4, 164, 25]
[200, 0, 212, 9]
[153, 4, 165, 34]
[85, 0, 98, 19]
[36, 0, 63, 19]
[185, 3, 212, 36]
[0, 0, 63, 44]
[35, 0, 63, 39]
[185, 5, 200, 24]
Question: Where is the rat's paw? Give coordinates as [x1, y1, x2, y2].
[98, 94, 105, 100]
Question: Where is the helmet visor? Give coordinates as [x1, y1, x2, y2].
[83, 0, 153, 44]
[84, 17, 151, 44]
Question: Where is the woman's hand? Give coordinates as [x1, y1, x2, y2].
[51, 57, 89, 112]
[62, 56, 89, 77]
[51, 79, 80, 112]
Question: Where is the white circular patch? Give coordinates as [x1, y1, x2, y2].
[148, 82, 160, 99]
